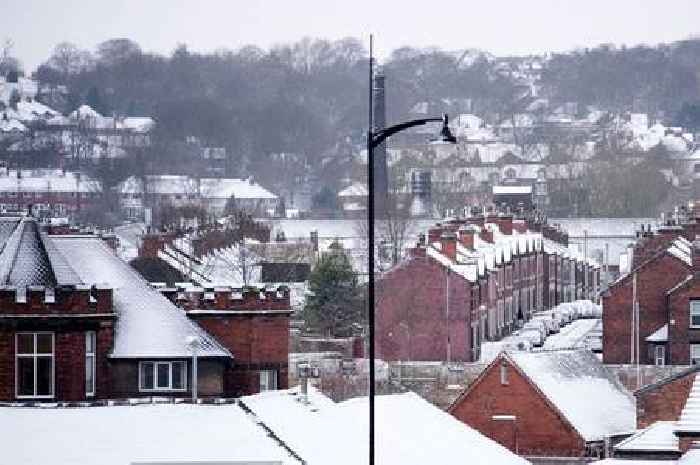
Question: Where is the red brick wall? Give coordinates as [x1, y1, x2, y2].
[376, 254, 473, 362]
[603, 254, 690, 364]
[0, 324, 113, 401]
[193, 314, 289, 396]
[450, 357, 585, 456]
[668, 279, 700, 364]
[636, 371, 696, 428]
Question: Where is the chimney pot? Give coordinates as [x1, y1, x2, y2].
[440, 231, 458, 260]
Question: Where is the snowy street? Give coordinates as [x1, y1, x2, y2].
[543, 319, 601, 350]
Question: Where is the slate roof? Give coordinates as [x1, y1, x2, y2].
[50, 236, 231, 359]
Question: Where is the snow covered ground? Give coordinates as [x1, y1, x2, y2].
[1, 403, 295, 465]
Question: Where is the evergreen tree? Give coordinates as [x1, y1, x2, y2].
[303, 243, 364, 336]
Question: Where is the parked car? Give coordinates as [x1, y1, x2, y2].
[515, 328, 545, 347]
[531, 315, 560, 334]
[523, 319, 548, 339]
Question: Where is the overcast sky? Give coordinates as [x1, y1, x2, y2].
[3, 0, 700, 72]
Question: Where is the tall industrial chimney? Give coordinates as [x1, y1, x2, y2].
[373, 70, 388, 216]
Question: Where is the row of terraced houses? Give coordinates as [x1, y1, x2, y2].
[376, 213, 600, 363]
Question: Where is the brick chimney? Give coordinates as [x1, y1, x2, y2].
[693, 236, 700, 274]
[458, 225, 477, 250]
[440, 231, 457, 261]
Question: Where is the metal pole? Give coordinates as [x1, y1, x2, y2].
[367, 33, 375, 465]
[191, 344, 198, 403]
[584, 230, 588, 299]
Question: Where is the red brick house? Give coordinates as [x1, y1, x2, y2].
[614, 367, 700, 459]
[602, 237, 693, 365]
[0, 217, 291, 402]
[448, 349, 635, 458]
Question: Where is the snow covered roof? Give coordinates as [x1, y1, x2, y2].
[493, 184, 532, 195]
[646, 324, 669, 343]
[676, 373, 700, 434]
[242, 388, 530, 465]
[0, 117, 26, 132]
[50, 236, 231, 358]
[121, 116, 155, 132]
[0, 169, 100, 193]
[338, 183, 368, 197]
[615, 421, 678, 453]
[667, 238, 692, 267]
[69, 104, 103, 120]
[427, 243, 478, 281]
[120, 175, 277, 200]
[4, 99, 59, 122]
[506, 349, 636, 441]
[1, 403, 295, 465]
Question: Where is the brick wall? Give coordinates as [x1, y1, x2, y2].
[602, 253, 690, 364]
[0, 285, 115, 402]
[193, 314, 289, 396]
[636, 370, 696, 428]
[668, 279, 700, 364]
[449, 357, 585, 457]
[376, 254, 473, 362]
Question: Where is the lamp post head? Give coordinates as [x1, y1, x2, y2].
[186, 335, 200, 350]
[430, 114, 457, 145]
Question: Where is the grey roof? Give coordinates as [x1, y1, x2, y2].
[50, 236, 231, 359]
[0, 218, 60, 286]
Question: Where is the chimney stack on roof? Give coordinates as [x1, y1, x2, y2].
[458, 225, 478, 250]
[440, 231, 458, 261]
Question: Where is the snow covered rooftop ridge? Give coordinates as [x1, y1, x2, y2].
[338, 183, 368, 197]
[506, 349, 636, 441]
[676, 373, 700, 433]
[50, 236, 231, 358]
[242, 387, 530, 465]
[615, 421, 679, 452]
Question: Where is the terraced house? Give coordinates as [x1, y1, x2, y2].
[0, 216, 291, 401]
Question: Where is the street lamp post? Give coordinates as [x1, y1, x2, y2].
[366, 34, 456, 465]
[186, 335, 200, 403]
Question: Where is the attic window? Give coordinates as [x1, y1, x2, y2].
[500, 362, 508, 385]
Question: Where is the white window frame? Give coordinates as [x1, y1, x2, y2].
[85, 331, 96, 397]
[690, 301, 700, 328]
[138, 361, 187, 392]
[15, 332, 55, 399]
[692, 345, 700, 365]
[654, 345, 665, 366]
[259, 369, 278, 392]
